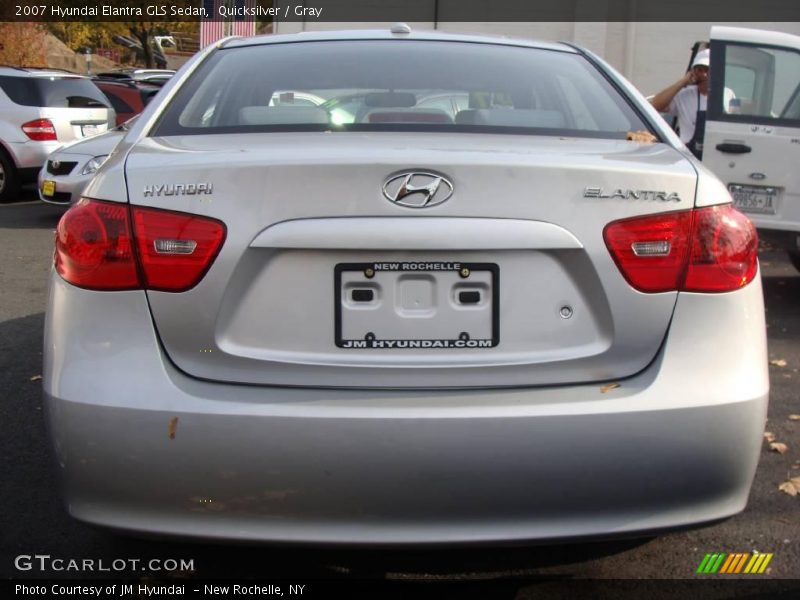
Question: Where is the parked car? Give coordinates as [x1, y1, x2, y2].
[0, 67, 115, 202]
[38, 118, 132, 206]
[95, 68, 175, 87]
[135, 74, 173, 87]
[696, 27, 800, 271]
[93, 78, 160, 125]
[320, 90, 470, 124]
[45, 27, 768, 545]
[268, 90, 326, 107]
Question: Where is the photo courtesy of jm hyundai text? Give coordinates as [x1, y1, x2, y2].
[44, 26, 769, 544]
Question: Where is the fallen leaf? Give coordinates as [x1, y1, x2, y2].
[770, 359, 788, 367]
[779, 481, 798, 496]
[600, 383, 620, 393]
[168, 417, 179, 440]
[626, 130, 657, 143]
[789, 415, 800, 421]
[769, 442, 789, 454]
[29, 375, 42, 382]
[764, 432, 777, 443]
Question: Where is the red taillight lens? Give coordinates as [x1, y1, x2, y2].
[603, 210, 693, 293]
[603, 205, 757, 293]
[21, 118, 57, 141]
[55, 198, 139, 290]
[132, 206, 226, 292]
[55, 199, 226, 292]
[683, 205, 758, 292]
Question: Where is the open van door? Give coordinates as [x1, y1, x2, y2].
[705, 26, 800, 270]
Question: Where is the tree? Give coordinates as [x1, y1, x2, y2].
[0, 23, 46, 66]
[111, 1, 195, 68]
[46, 22, 97, 51]
[42, 0, 202, 69]
[47, 21, 197, 69]
[126, 22, 159, 67]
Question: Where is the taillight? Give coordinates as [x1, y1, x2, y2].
[55, 199, 139, 290]
[603, 210, 693, 293]
[603, 205, 757, 293]
[21, 118, 57, 141]
[55, 198, 226, 292]
[131, 206, 226, 292]
[683, 205, 759, 292]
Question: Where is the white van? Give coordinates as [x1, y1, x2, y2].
[703, 27, 800, 271]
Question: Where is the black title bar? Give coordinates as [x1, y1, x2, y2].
[1, 0, 800, 23]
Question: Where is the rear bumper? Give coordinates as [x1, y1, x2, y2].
[746, 193, 800, 247]
[43, 272, 769, 544]
[757, 228, 800, 253]
[7, 139, 60, 171]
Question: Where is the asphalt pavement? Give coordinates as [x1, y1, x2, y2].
[1, 190, 798, 598]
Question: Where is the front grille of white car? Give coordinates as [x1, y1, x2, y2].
[46, 160, 77, 176]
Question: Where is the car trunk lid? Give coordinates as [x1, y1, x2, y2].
[124, 132, 696, 388]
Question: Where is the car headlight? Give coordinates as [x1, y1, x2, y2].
[81, 155, 109, 175]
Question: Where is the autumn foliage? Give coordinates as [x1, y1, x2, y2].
[0, 22, 47, 67]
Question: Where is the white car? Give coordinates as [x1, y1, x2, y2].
[39, 119, 131, 206]
[0, 68, 114, 203]
[44, 27, 767, 545]
[701, 27, 800, 270]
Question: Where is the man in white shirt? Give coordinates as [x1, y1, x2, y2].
[649, 48, 735, 158]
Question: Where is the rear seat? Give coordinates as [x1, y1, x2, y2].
[239, 106, 329, 125]
[454, 109, 566, 128]
[361, 108, 453, 124]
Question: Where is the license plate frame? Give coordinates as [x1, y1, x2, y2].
[335, 261, 499, 349]
[81, 124, 100, 137]
[41, 180, 56, 197]
[729, 184, 777, 215]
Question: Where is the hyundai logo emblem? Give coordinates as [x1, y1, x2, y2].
[382, 171, 453, 208]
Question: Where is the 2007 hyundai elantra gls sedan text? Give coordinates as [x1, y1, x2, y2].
[44, 27, 768, 544]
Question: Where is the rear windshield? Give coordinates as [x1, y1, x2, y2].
[0, 76, 109, 108]
[154, 40, 652, 139]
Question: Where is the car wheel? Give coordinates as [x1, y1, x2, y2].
[0, 150, 20, 204]
[788, 250, 800, 274]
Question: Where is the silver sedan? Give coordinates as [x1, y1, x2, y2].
[38, 122, 129, 206]
[44, 27, 768, 545]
